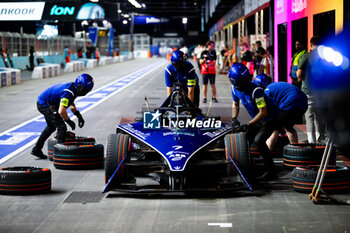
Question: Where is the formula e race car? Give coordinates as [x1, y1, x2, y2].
[103, 86, 253, 193]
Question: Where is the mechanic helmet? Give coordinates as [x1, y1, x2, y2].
[253, 74, 271, 89]
[75, 73, 94, 96]
[171, 50, 186, 72]
[228, 63, 251, 91]
[307, 28, 350, 153]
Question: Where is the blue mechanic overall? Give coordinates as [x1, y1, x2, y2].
[31, 74, 94, 159]
[165, 50, 200, 107]
[228, 63, 280, 181]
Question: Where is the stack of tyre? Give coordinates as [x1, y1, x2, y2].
[0, 167, 51, 195]
[48, 133, 104, 170]
[283, 143, 350, 194]
[0, 133, 104, 196]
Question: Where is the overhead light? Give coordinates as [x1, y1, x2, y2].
[122, 14, 129, 18]
[141, 3, 146, 8]
[123, 20, 128, 24]
[164, 33, 178, 36]
[90, 0, 99, 2]
[128, 0, 142, 8]
[103, 20, 108, 25]
[81, 20, 88, 26]
[118, 9, 122, 13]
[182, 17, 188, 24]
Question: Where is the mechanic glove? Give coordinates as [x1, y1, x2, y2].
[65, 119, 76, 130]
[237, 123, 250, 132]
[231, 117, 240, 130]
[74, 111, 85, 128]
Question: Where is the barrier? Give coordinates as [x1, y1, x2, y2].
[80, 59, 97, 69]
[64, 61, 85, 73]
[119, 55, 128, 62]
[32, 63, 60, 79]
[99, 56, 114, 66]
[0, 68, 21, 87]
[133, 51, 149, 58]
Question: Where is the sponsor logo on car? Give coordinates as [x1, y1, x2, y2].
[143, 110, 161, 129]
[143, 111, 221, 129]
[163, 131, 195, 137]
[166, 146, 189, 161]
[123, 124, 150, 140]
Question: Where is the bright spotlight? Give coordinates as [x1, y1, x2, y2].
[324, 47, 334, 63]
[182, 17, 188, 24]
[333, 51, 343, 67]
[128, 0, 142, 8]
[81, 20, 88, 26]
[123, 20, 128, 24]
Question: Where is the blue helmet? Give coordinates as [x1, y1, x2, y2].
[75, 73, 94, 96]
[253, 74, 271, 89]
[228, 63, 250, 91]
[171, 50, 186, 72]
[171, 50, 186, 63]
[307, 28, 350, 153]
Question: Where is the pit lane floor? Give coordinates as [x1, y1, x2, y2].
[0, 58, 349, 233]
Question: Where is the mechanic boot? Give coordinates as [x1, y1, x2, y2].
[212, 98, 218, 103]
[31, 147, 47, 159]
[257, 171, 277, 182]
[203, 98, 207, 103]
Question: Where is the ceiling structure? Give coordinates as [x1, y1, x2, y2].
[0, 0, 239, 44]
[113, 0, 238, 43]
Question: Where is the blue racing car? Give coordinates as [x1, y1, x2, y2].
[103, 87, 253, 193]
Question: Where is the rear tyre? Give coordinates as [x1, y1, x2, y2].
[283, 143, 336, 169]
[48, 136, 95, 161]
[292, 166, 350, 193]
[0, 167, 51, 195]
[105, 134, 131, 186]
[224, 133, 252, 181]
[53, 143, 104, 170]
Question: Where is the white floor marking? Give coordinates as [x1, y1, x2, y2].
[208, 223, 233, 228]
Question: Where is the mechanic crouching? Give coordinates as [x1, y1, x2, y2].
[228, 63, 280, 181]
[253, 74, 308, 147]
[31, 74, 94, 159]
[165, 50, 200, 107]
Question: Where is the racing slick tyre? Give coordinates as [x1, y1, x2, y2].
[250, 134, 289, 158]
[283, 143, 336, 169]
[292, 166, 350, 193]
[0, 167, 51, 195]
[105, 134, 131, 186]
[53, 143, 104, 170]
[224, 133, 252, 181]
[48, 136, 95, 161]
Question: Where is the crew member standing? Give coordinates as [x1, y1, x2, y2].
[64, 46, 72, 64]
[31, 74, 94, 159]
[297, 36, 325, 143]
[199, 40, 218, 103]
[290, 41, 306, 88]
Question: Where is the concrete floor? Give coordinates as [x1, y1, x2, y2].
[0, 58, 349, 233]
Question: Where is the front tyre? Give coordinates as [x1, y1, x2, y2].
[105, 133, 131, 186]
[224, 133, 252, 181]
